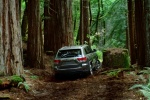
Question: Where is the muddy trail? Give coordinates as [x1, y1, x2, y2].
[0, 68, 145, 100]
[0, 55, 146, 100]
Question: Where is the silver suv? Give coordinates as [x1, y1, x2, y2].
[53, 45, 101, 77]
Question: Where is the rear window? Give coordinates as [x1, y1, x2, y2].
[57, 49, 82, 58]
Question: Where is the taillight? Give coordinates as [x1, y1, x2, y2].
[77, 57, 87, 62]
[54, 59, 61, 64]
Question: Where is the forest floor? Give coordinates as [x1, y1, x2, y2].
[0, 55, 146, 100]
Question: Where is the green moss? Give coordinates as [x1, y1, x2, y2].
[0, 80, 2, 85]
[103, 48, 131, 68]
[11, 75, 24, 83]
[122, 50, 130, 68]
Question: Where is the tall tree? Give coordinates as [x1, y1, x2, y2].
[127, 0, 137, 64]
[27, 0, 44, 68]
[78, 0, 90, 44]
[60, 0, 74, 46]
[144, 0, 150, 66]
[44, 0, 73, 53]
[44, 0, 55, 52]
[0, 0, 24, 75]
[134, 0, 145, 67]
[21, 0, 28, 38]
[128, 0, 146, 67]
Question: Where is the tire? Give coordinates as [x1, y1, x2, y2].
[54, 73, 60, 79]
[89, 64, 93, 75]
[94, 60, 101, 71]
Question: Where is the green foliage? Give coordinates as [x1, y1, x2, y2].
[30, 75, 38, 80]
[122, 51, 130, 68]
[107, 70, 121, 77]
[139, 67, 150, 74]
[11, 75, 24, 83]
[22, 36, 28, 42]
[0, 80, 2, 85]
[88, 0, 127, 49]
[130, 79, 150, 100]
[18, 82, 30, 92]
[130, 67, 150, 99]
[96, 50, 103, 61]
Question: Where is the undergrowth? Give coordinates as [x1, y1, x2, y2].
[130, 67, 150, 99]
[18, 82, 30, 92]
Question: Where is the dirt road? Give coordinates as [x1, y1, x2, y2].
[0, 68, 145, 100]
[0, 55, 146, 100]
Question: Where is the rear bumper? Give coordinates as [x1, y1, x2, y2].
[53, 63, 90, 75]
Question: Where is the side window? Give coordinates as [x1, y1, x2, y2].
[88, 46, 92, 53]
[84, 46, 92, 54]
[84, 48, 88, 54]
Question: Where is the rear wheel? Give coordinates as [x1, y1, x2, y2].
[94, 60, 101, 71]
[54, 73, 61, 79]
[89, 64, 93, 75]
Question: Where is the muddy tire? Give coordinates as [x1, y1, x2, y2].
[94, 60, 101, 71]
[89, 64, 93, 75]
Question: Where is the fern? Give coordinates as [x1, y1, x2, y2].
[18, 82, 30, 92]
[130, 84, 150, 99]
[130, 72, 150, 99]
[140, 90, 150, 100]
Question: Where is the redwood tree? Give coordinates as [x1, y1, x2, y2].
[21, 0, 28, 38]
[127, 0, 137, 64]
[144, 0, 150, 66]
[44, 0, 73, 53]
[128, 0, 147, 67]
[77, 0, 90, 45]
[0, 0, 24, 75]
[27, 0, 43, 68]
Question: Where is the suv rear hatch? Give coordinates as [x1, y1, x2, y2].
[54, 49, 86, 69]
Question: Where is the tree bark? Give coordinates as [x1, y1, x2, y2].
[78, 0, 90, 45]
[127, 0, 137, 65]
[134, 0, 145, 67]
[27, 0, 44, 68]
[21, 0, 28, 38]
[44, 0, 73, 53]
[144, 0, 150, 66]
[0, 0, 24, 75]
[60, 0, 74, 46]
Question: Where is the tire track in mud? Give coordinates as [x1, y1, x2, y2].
[105, 79, 124, 100]
[24, 69, 145, 100]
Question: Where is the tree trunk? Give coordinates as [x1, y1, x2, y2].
[44, 0, 73, 54]
[27, 0, 44, 68]
[21, 0, 28, 38]
[127, 0, 137, 65]
[134, 0, 145, 67]
[44, 0, 54, 52]
[79, 0, 90, 45]
[0, 0, 24, 75]
[144, 0, 150, 66]
[60, 0, 74, 46]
